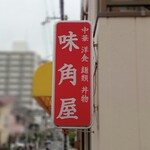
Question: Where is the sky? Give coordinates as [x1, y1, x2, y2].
[0, 0, 81, 59]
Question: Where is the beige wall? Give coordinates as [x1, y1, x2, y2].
[91, 17, 150, 150]
[0, 106, 10, 144]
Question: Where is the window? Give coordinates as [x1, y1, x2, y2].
[22, 60, 33, 65]
[8, 90, 19, 96]
[99, 0, 150, 17]
[9, 66, 20, 72]
[0, 111, 1, 122]
[0, 90, 5, 95]
[8, 84, 19, 90]
[22, 84, 31, 89]
[0, 84, 5, 89]
[21, 90, 31, 96]
[0, 78, 5, 84]
[0, 66, 6, 72]
[0, 54, 7, 60]
[20, 97, 31, 102]
[0, 60, 7, 65]
[8, 78, 19, 83]
[22, 72, 32, 78]
[9, 55, 21, 60]
[23, 54, 33, 59]
[4, 116, 9, 127]
[22, 66, 33, 71]
[0, 72, 6, 78]
[9, 72, 20, 77]
[9, 60, 21, 66]
[22, 79, 32, 84]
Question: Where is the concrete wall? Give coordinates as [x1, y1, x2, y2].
[92, 17, 150, 150]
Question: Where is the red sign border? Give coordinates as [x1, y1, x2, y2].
[52, 21, 93, 129]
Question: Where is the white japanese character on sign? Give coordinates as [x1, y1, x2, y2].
[81, 95, 89, 103]
[81, 46, 88, 53]
[58, 64, 76, 86]
[81, 66, 88, 74]
[58, 31, 79, 52]
[81, 27, 89, 34]
[81, 54, 89, 62]
[82, 35, 88, 42]
[81, 74, 88, 82]
[81, 86, 88, 94]
[57, 98, 78, 119]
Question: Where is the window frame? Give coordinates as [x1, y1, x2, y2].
[98, 0, 150, 17]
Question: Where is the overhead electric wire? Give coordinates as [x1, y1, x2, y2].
[42, 0, 53, 59]
[51, 0, 56, 17]
[44, 0, 49, 17]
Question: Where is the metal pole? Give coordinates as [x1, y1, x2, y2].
[60, 0, 64, 20]
[64, 133, 67, 150]
[62, 129, 68, 150]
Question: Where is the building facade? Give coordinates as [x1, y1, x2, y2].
[0, 51, 40, 109]
[81, 0, 150, 150]
[0, 50, 45, 130]
[0, 97, 12, 145]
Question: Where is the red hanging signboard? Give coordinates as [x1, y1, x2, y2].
[53, 21, 92, 128]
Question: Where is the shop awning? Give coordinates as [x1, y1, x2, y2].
[32, 62, 52, 115]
